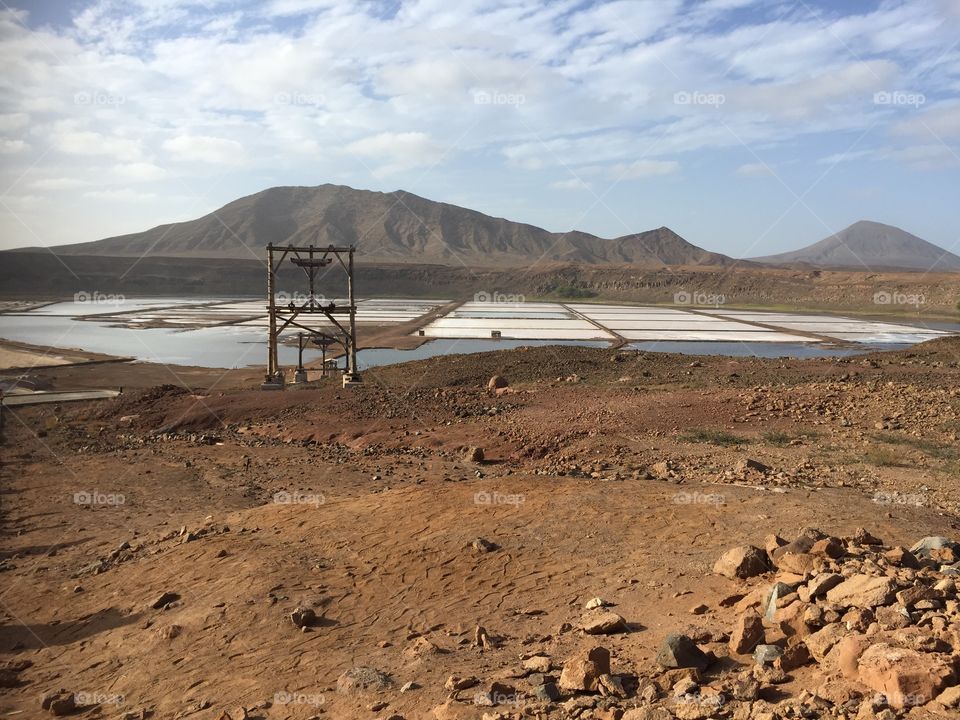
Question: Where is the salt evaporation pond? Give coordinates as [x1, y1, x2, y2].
[1, 297, 955, 369]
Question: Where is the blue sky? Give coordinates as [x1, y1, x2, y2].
[0, 0, 958, 258]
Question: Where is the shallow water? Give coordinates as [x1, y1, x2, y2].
[2, 297, 954, 369]
[0, 314, 319, 369]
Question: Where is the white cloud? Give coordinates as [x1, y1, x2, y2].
[610, 159, 681, 180]
[736, 162, 774, 177]
[0, 113, 29, 132]
[816, 149, 877, 165]
[345, 131, 446, 177]
[0, 139, 28, 154]
[893, 101, 960, 139]
[114, 162, 167, 181]
[83, 188, 157, 201]
[551, 178, 591, 191]
[53, 127, 142, 161]
[0, 0, 959, 250]
[162, 134, 247, 164]
[886, 144, 959, 171]
[31, 177, 90, 190]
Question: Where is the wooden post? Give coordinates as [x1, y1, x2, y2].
[346, 246, 360, 381]
[266, 244, 278, 379]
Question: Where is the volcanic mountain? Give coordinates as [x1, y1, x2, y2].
[45, 184, 735, 268]
[750, 220, 960, 272]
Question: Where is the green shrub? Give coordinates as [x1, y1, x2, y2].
[682, 428, 746, 446]
[554, 285, 597, 299]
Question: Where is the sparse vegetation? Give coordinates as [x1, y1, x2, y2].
[761, 430, 822, 447]
[554, 285, 597, 299]
[863, 446, 907, 467]
[682, 428, 746, 446]
[869, 432, 958, 460]
[761, 430, 792, 447]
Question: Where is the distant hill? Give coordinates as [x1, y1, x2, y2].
[39, 184, 736, 268]
[750, 220, 960, 272]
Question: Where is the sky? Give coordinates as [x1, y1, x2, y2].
[0, 0, 958, 259]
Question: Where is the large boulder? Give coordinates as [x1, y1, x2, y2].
[487, 375, 509, 391]
[825, 574, 896, 608]
[856, 643, 957, 709]
[713, 545, 769, 580]
[729, 610, 764, 654]
[911, 536, 959, 561]
[558, 646, 611, 692]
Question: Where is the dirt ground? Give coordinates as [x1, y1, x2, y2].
[2, 339, 960, 719]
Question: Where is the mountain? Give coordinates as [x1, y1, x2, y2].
[43, 184, 736, 267]
[750, 220, 960, 272]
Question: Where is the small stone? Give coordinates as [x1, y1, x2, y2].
[444, 675, 479, 691]
[532, 681, 560, 702]
[597, 673, 628, 698]
[399, 681, 417, 693]
[471, 538, 497, 553]
[810, 537, 844, 558]
[290, 607, 317, 628]
[156, 624, 182, 640]
[336, 667, 392, 694]
[478, 681, 517, 706]
[853, 527, 883, 545]
[43, 691, 76, 716]
[776, 641, 810, 672]
[727, 673, 760, 701]
[736, 458, 770, 473]
[805, 623, 847, 661]
[753, 644, 783, 666]
[580, 609, 627, 635]
[403, 636, 440, 659]
[807, 572, 844, 599]
[689, 604, 708, 615]
[656, 634, 709, 670]
[474, 625, 494, 649]
[465, 447, 484, 462]
[150, 591, 179, 610]
[522, 656, 551, 673]
[584, 597, 610, 610]
[883, 546, 920, 568]
[936, 685, 960, 708]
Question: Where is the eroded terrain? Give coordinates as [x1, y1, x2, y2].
[2, 341, 960, 719]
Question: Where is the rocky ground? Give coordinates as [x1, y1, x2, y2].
[2, 339, 960, 719]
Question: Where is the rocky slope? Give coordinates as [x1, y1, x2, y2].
[36, 184, 736, 268]
[751, 221, 960, 272]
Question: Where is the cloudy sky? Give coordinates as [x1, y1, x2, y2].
[1, 0, 958, 258]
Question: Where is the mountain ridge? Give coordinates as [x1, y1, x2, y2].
[38, 184, 738, 268]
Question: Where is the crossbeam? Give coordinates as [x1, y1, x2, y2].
[263, 243, 360, 389]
